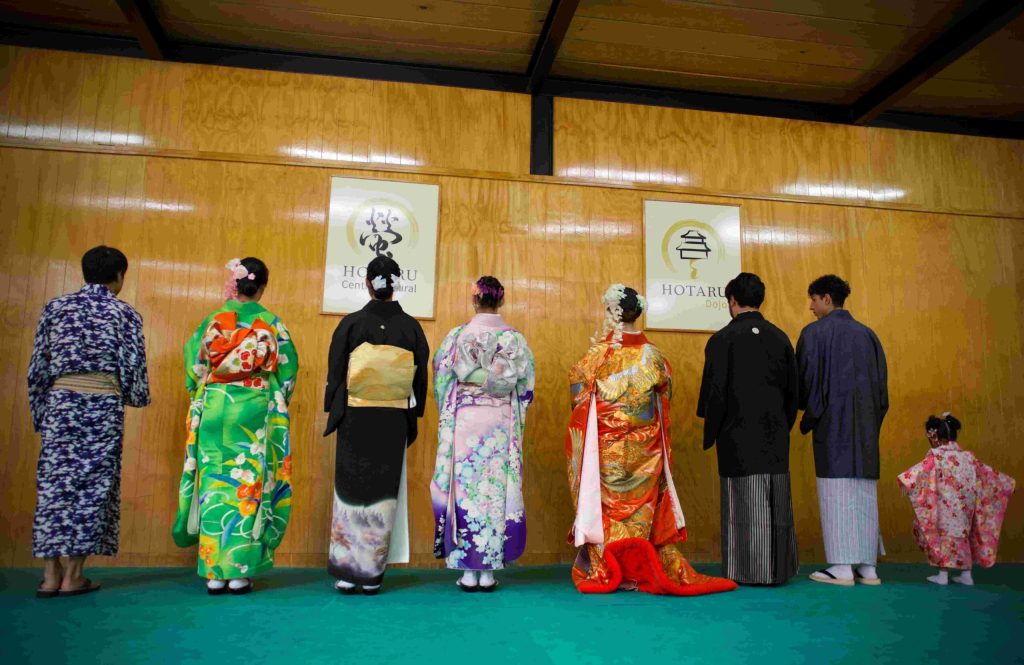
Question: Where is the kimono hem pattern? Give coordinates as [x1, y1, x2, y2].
[565, 331, 736, 596]
[898, 442, 1015, 569]
[29, 283, 150, 558]
[431, 313, 536, 571]
[172, 300, 298, 581]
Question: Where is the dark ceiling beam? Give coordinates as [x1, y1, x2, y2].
[849, 0, 1024, 125]
[0, 25, 1020, 141]
[540, 77, 849, 124]
[170, 43, 528, 92]
[0, 24, 147, 58]
[526, 0, 580, 93]
[114, 0, 168, 60]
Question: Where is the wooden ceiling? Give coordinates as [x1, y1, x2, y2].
[0, 0, 1021, 132]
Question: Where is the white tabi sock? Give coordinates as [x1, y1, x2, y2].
[824, 564, 853, 580]
[856, 564, 878, 580]
[206, 580, 226, 590]
[335, 579, 356, 590]
[479, 571, 495, 587]
[459, 571, 478, 587]
[927, 570, 948, 585]
[952, 571, 974, 586]
[228, 578, 251, 590]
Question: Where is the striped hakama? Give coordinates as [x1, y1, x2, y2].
[816, 478, 885, 565]
[720, 473, 799, 585]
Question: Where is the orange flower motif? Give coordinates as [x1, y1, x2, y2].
[237, 483, 263, 500]
[280, 455, 293, 482]
[239, 498, 259, 516]
[199, 544, 215, 557]
[207, 572, 216, 580]
[204, 556, 215, 566]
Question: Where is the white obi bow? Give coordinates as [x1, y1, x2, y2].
[454, 331, 529, 397]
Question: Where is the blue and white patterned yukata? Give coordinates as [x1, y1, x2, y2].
[27, 283, 150, 558]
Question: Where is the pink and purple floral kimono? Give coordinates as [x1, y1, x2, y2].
[898, 442, 1015, 570]
[431, 313, 535, 571]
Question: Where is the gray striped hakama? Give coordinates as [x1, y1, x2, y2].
[816, 478, 886, 565]
[720, 473, 799, 585]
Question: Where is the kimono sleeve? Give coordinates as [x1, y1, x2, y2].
[323, 316, 353, 436]
[696, 334, 728, 450]
[655, 346, 672, 399]
[27, 303, 53, 432]
[516, 333, 536, 410]
[873, 330, 889, 426]
[118, 307, 151, 408]
[783, 335, 799, 431]
[796, 327, 824, 435]
[411, 320, 429, 419]
[183, 314, 212, 396]
[274, 319, 299, 403]
[432, 327, 460, 407]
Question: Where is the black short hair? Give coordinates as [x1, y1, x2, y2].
[724, 272, 765, 308]
[236, 257, 269, 297]
[807, 274, 851, 307]
[473, 276, 504, 309]
[925, 413, 962, 441]
[619, 286, 643, 323]
[81, 246, 128, 284]
[367, 256, 400, 300]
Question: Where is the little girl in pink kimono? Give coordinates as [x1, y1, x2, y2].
[898, 414, 1015, 585]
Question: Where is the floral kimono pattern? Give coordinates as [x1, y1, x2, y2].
[431, 314, 535, 570]
[565, 331, 736, 596]
[898, 442, 1015, 569]
[172, 300, 298, 580]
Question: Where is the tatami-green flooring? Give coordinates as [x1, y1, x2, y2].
[1, 564, 1021, 664]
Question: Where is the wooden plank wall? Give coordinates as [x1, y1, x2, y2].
[0, 46, 1020, 568]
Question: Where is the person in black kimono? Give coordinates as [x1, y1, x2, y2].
[697, 272, 799, 585]
[324, 256, 429, 595]
[797, 274, 888, 587]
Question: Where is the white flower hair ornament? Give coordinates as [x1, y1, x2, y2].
[370, 275, 388, 291]
[593, 283, 630, 347]
[390, 273, 401, 289]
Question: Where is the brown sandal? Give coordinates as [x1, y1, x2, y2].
[59, 578, 101, 597]
[36, 581, 60, 599]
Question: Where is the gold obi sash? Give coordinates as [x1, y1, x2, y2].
[52, 372, 122, 396]
[347, 342, 415, 408]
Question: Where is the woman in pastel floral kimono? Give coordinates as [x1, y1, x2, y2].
[898, 413, 1015, 586]
[565, 284, 736, 596]
[432, 276, 535, 592]
[173, 257, 298, 595]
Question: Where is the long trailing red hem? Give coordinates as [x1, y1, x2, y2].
[575, 537, 738, 596]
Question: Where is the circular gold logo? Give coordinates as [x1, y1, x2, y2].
[661, 219, 724, 279]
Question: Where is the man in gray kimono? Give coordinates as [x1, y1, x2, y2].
[797, 274, 888, 587]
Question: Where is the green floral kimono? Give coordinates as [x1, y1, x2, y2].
[172, 300, 298, 580]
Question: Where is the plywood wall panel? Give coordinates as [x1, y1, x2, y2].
[556, 98, 1024, 219]
[0, 47, 532, 175]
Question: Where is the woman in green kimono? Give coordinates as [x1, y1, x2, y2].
[173, 257, 298, 595]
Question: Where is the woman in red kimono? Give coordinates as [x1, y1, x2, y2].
[565, 284, 736, 596]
